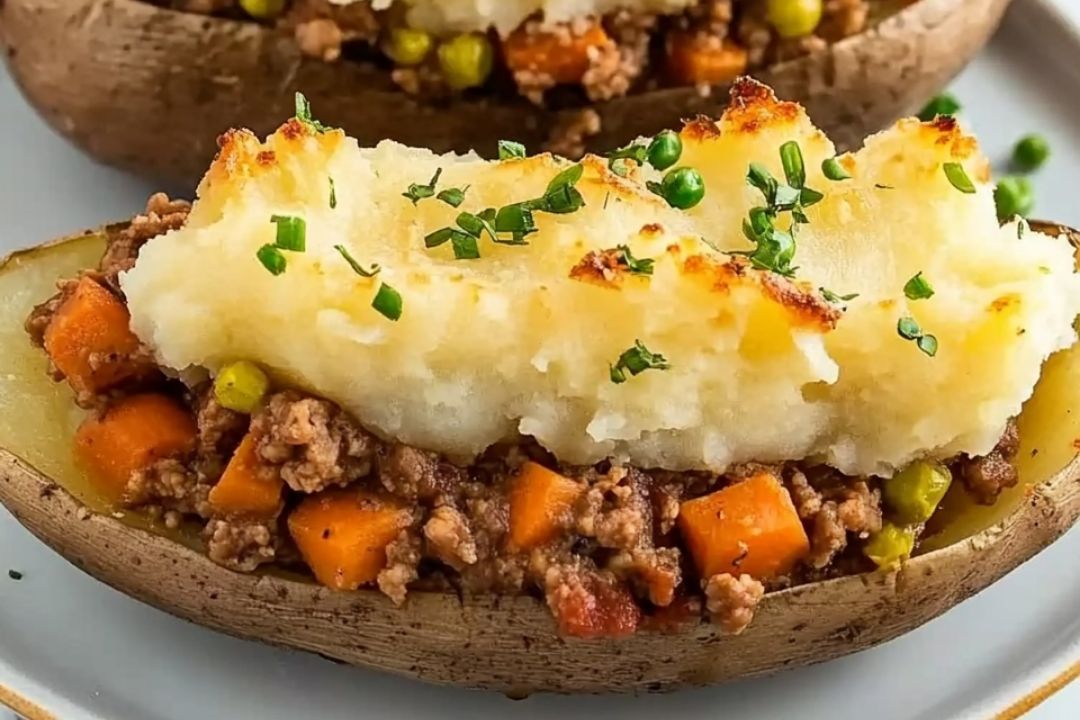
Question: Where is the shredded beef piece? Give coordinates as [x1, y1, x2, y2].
[544, 108, 602, 159]
[378, 443, 467, 502]
[423, 505, 478, 571]
[203, 518, 276, 572]
[608, 546, 682, 607]
[253, 392, 377, 493]
[127, 458, 212, 518]
[378, 529, 421, 605]
[704, 572, 763, 635]
[544, 560, 641, 638]
[956, 420, 1021, 504]
[100, 193, 190, 293]
[806, 478, 882, 568]
[575, 466, 652, 550]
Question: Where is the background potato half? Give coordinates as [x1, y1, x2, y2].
[0, 0, 1012, 187]
[0, 226, 1078, 694]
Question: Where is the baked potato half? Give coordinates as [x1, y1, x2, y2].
[0, 0, 1012, 185]
[2, 80, 1079, 694]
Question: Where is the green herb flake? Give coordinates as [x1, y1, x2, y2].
[943, 162, 976, 194]
[540, 164, 586, 214]
[498, 140, 527, 160]
[437, 186, 468, 208]
[7, 569, 22, 581]
[917, 334, 939, 357]
[903, 272, 935, 301]
[820, 288, 859, 304]
[334, 245, 380, 277]
[256, 244, 287, 276]
[822, 158, 852, 181]
[897, 316, 922, 340]
[403, 168, 443, 205]
[372, 283, 403, 321]
[606, 142, 648, 174]
[271, 215, 306, 252]
[609, 340, 670, 384]
[615, 245, 655, 276]
[294, 92, 331, 133]
[329, 177, 337, 209]
[779, 141, 806, 189]
[450, 231, 481, 260]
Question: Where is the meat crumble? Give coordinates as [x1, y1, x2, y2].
[27, 194, 1019, 638]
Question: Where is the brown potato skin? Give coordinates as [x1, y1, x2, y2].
[1, 0, 1012, 186]
[0, 228, 1076, 695]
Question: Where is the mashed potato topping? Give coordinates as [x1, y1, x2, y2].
[348, 0, 698, 35]
[122, 81, 1080, 476]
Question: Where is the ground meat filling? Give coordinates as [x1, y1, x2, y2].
[203, 517, 276, 572]
[955, 419, 1021, 505]
[704, 572, 764, 635]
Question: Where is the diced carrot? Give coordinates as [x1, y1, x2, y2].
[208, 433, 282, 519]
[508, 461, 583, 550]
[678, 471, 809, 580]
[43, 277, 147, 394]
[288, 489, 412, 591]
[503, 23, 611, 85]
[74, 393, 197, 504]
[666, 32, 748, 87]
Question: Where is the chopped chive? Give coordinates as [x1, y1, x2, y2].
[609, 340, 670, 384]
[897, 316, 922, 340]
[456, 211, 497, 242]
[616, 245, 654, 276]
[403, 168, 442, 205]
[498, 140, 527, 160]
[329, 177, 337, 209]
[294, 92, 331, 133]
[450, 231, 480, 260]
[333, 244, 380, 277]
[917, 334, 939, 357]
[606, 142, 648, 174]
[820, 288, 859, 304]
[372, 283, 403, 321]
[437, 186, 468, 208]
[943, 162, 976, 194]
[257, 244, 287, 276]
[271, 215, 306, 252]
[903, 272, 935, 301]
[425, 227, 455, 248]
[779, 141, 806, 189]
[822, 158, 852, 181]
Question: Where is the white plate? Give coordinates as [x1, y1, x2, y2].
[1, 1, 1078, 717]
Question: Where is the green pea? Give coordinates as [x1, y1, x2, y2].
[994, 176, 1035, 222]
[438, 34, 494, 91]
[659, 167, 706, 210]
[765, 0, 823, 39]
[239, 0, 285, 20]
[883, 460, 952, 525]
[1012, 134, 1050, 173]
[863, 523, 916, 570]
[385, 28, 433, 66]
[917, 93, 961, 122]
[646, 131, 683, 172]
[214, 361, 270, 414]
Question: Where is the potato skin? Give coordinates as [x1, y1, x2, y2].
[0, 0, 1013, 185]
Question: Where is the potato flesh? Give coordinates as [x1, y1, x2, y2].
[121, 90, 1080, 476]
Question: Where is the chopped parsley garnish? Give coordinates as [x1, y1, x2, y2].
[257, 245, 287, 275]
[615, 245, 655, 276]
[822, 158, 852, 181]
[498, 140, 527, 160]
[329, 177, 337, 209]
[606, 142, 648, 176]
[897, 316, 938, 357]
[271, 215, 306, 252]
[437, 186, 468, 208]
[334, 245, 380, 277]
[943, 162, 976, 194]
[820, 288, 859, 304]
[403, 168, 443, 205]
[7, 569, 22, 581]
[372, 283, 403, 321]
[609, 340, 670, 384]
[903, 272, 935, 300]
[294, 92, 331, 133]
